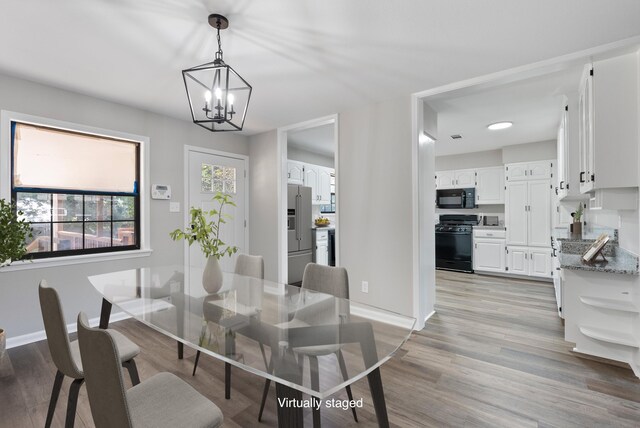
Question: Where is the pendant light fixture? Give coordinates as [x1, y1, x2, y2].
[182, 14, 252, 132]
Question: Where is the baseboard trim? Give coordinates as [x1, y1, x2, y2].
[350, 303, 416, 330]
[6, 312, 131, 350]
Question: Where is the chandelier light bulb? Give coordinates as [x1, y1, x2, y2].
[214, 87, 222, 100]
[204, 90, 212, 104]
[227, 93, 235, 106]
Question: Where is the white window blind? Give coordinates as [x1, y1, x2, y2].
[13, 123, 138, 193]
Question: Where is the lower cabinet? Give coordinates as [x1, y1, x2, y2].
[506, 246, 552, 278]
[474, 239, 506, 273]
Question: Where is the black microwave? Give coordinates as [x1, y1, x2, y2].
[436, 188, 476, 209]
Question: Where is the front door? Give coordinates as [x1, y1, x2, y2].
[188, 149, 246, 275]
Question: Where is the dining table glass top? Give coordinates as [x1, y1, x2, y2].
[88, 265, 416, 399]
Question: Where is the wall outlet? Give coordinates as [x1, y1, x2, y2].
[361, 281, 369, 293]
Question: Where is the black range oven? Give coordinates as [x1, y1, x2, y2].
[435, 214, 478, 273]
[436, 188, 475, 209]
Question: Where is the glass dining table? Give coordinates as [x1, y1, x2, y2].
[88, 265, 415, 428]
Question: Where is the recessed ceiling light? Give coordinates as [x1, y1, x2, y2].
[487, 121, 513, 130]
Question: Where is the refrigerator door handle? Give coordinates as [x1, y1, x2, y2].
[296, 193, 301, 241]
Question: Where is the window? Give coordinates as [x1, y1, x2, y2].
[201, 163, 236, 194]
[11, 122, 140, 259]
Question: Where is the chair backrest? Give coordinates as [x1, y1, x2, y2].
[301, 263, 349, 299]
[77, 312, 133, 428]
[234, 254, 264, 279]
[38, 280, 82, 378]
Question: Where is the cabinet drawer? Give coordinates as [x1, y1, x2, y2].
[473, 229, 506, 239]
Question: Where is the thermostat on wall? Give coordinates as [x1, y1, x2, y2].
[151, 184, 172, 200]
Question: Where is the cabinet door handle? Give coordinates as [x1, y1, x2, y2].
[579, 172, 585, 183]
[559, 181, 564, 189]
[525, 170, 528, 176]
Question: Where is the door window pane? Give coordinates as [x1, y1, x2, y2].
[201, 163, 236, 194]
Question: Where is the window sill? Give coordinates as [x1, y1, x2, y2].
[0, 249, 153, 272]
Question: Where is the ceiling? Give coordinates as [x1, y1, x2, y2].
[0, 1, 639, 135]
[288, 124, 335, 158]
[428, 66, 585, 156]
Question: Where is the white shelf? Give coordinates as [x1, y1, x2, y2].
[579, 326, 639, 348]
[579, 296, 639, 313]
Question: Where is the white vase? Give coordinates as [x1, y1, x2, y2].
[202, 256, 224, 294]
[0, 329, 6, 361]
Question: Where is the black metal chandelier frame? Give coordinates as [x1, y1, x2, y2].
[182, 14, 252, 132]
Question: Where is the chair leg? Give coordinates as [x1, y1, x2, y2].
[45, 370, 65, 428]
[123, 359, 141, 386]
[65, 378, 84, 428]
[257, 378, 271, 422]
[308, 356, 321, 428]
[336, 350, 358, 422]
[192, 351, 201, 376]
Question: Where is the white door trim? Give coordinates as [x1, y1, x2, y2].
[276, 114, 339, 284]
[182, 145, 249, 267]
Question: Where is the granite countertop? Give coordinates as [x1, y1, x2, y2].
[473, 225, 505, 230]
[553, 226, 618, 243]
[312, 225, 335, 230]
[559, 246, 639, 275]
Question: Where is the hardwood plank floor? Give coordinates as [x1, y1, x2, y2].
[1, 270, 639, 427]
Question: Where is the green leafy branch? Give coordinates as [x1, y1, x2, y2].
[0, 198, 33, 265]
[170, 192, 239, 259]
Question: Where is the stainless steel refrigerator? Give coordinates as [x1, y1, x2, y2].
[287, 184, 312, 285]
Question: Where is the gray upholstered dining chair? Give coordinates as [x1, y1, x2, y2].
[192, 254, 265, 383]
[39, 280, 141, 428]
[76, 312, 224, 428]
[257, 263, 358, 424]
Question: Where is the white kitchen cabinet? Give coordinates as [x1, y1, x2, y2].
[454, 169, 476, 188]
[473, 229, 506, 274]
[287, 160, 305, 184]
[556, 94, 585, 201]
[506, 246, 529, 276]
[506, 246, 552, 278]
[529, 248, 552, 278]
[505, 161, 552, 182]
[528, 181, 552, 247]
[317, 167, 333, 204]
[303, 164, 319, 203]
[313, 229, 329, 265]
[556, 104, 568, 199]
[578, 53, 639, 194]
[435, 170, 456, 189]
[475, 167, 504, 204]
[506, 179, 552, 247]
[505, 181, 528, 246]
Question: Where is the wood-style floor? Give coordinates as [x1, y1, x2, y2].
[2, 271, 640, 427]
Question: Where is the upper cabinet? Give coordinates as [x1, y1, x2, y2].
[505, 160, 552, 182]
[287, 160, 334, 204]
[435, 170, 457, 189]
[578, 53, 639, 194]
[556, 94, 584, 201]
[475, 167, 504, 204]
[287, 160, 305, 185]
[454, 169, 476, 188]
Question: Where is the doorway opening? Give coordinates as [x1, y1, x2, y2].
[277, 115, 339, 285]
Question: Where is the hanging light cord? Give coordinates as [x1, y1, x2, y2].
[215, 21, 224, 62]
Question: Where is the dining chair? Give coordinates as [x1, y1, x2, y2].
[76, 312, 224, 428]
[192, 254, 264, 393]
[39, 280, 141, 428]
[257, 263, 358, 424]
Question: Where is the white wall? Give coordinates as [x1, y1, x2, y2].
[339, 95, 414, 317]
[0, 72, 249, 340]
[501, 139, 557, 163]
[287, 146, 334, 168]
[435, 149, 503, 170]
[248, 130, 280, 281]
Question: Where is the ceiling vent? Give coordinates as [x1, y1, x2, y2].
[451, 134, 462, 140]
